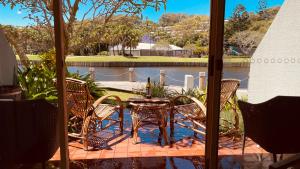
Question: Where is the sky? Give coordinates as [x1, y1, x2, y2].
[0, 0, 285, 26]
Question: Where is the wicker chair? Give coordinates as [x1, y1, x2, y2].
[238, 96, 300, 162]
[0, 99, 58, 168]
[170, 79, 240, 138]
[65, 78, 123, 150]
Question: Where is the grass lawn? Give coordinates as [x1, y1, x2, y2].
[23, 55, 250, 63]
[66, 55, 206, 62]
[104, 89, 140, 101]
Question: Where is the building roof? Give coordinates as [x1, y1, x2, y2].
[109, 42, 185, 51]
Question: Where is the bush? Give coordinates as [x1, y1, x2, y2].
[18, 50, 57, 102]
[98, 51, 109, 56]
[18, 49, 105, 102]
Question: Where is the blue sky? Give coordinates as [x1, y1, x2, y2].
[0, 0, 284, 26]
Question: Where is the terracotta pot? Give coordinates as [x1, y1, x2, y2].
[0, 85, 22, 100]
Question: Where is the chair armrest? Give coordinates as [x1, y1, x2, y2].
[171, 95, 206, 116]
[65, 77, 87, 84]
[93, 94, 123, 110]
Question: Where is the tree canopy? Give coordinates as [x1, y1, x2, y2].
[1, 0, 166, 65]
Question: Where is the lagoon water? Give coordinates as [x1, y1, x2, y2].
[68, 66, 249, 89]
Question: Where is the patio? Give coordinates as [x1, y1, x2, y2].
[49, 109, 274, 168]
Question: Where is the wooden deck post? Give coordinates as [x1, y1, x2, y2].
[53, 0, 69, 168]
[199, 72, 206, 91]
[129, 67, 135, 82]
[89, 67, 95, 81]
[205, 0, 226, 168]
[184, 75, 194, 91]
[160, 70, 166, 86]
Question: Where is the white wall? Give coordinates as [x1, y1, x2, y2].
[248, 0, 300, 103]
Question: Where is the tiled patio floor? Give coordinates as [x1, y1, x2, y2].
[49, 109, 275, 168]
[50, 135, 266, 160]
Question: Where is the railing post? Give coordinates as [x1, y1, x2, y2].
[160, 70, 166, 86]
[184, 75, 194, 91]
[89, 67, 95, 81]
[129, 67, 135, 82]
[199, 72, 206, 91]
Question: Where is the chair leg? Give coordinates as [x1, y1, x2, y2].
[131, 124, 134, 137]
[42, 161, 46, 169]
[119, 109, 124, 134]
[162, 126, 169, 145]
[132, 117, 138, 144]
[242, 134, 246, 155]
[280, 154, 283, 160]
[273, 154, 277, 163]
[193, 123, 197, 138]
[82, 116, 92, 151]
[169, 109, 175, 144]
[158, 120, 162, 145]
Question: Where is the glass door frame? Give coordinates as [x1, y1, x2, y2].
[52, 0, 227, 168]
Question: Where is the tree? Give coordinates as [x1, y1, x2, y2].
[258, 0, 268, 19]
[1, 0, 166, 61]
[228, 31, 263, 55]
[225, 4, 250, 40]
[159, 13, 188, 26]
[0, 25, 29, 67]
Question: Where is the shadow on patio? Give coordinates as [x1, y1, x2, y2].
[48, 109, 273, 169]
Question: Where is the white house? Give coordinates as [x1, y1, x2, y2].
[109, 42, 190, 57]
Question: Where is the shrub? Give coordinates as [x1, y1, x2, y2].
[98, 51, 109, 56]
[18, 49, 58, 102]
[18, 49, 105, 102]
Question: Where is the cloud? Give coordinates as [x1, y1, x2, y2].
[17, 10, 22, 15]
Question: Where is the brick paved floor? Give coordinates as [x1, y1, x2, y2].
[48, 109, 276, 168]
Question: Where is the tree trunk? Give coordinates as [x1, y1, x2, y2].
[117, 45, 120, 55]
[122, 45, 125, 56]
[112, 44, 115, 56]
[130, 45, 132, 55]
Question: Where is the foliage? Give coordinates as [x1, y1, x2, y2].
[179, 88, 243, 136]
[228, 31, 263, 55]
[225, 4, 250, 40]
[98, 51, 109, 56]
[17, 51, 57, 102]
[17, 49, 105, 102]
[1, 0, 166, 56]
[224, 4, 279, 56]
[159, 13, 189, 26]
[1, 2, 279, 58]
[1, 25, 30, 67]
[145, 81, 177, 98]
[258, 0, 268, 19]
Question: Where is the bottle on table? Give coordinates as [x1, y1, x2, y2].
[146, 77, 151, 99]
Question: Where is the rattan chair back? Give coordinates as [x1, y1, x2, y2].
[66, 78, 94, 119]
[219, 79, 240, 111]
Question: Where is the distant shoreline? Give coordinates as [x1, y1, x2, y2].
[18, 55, 250, 67]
